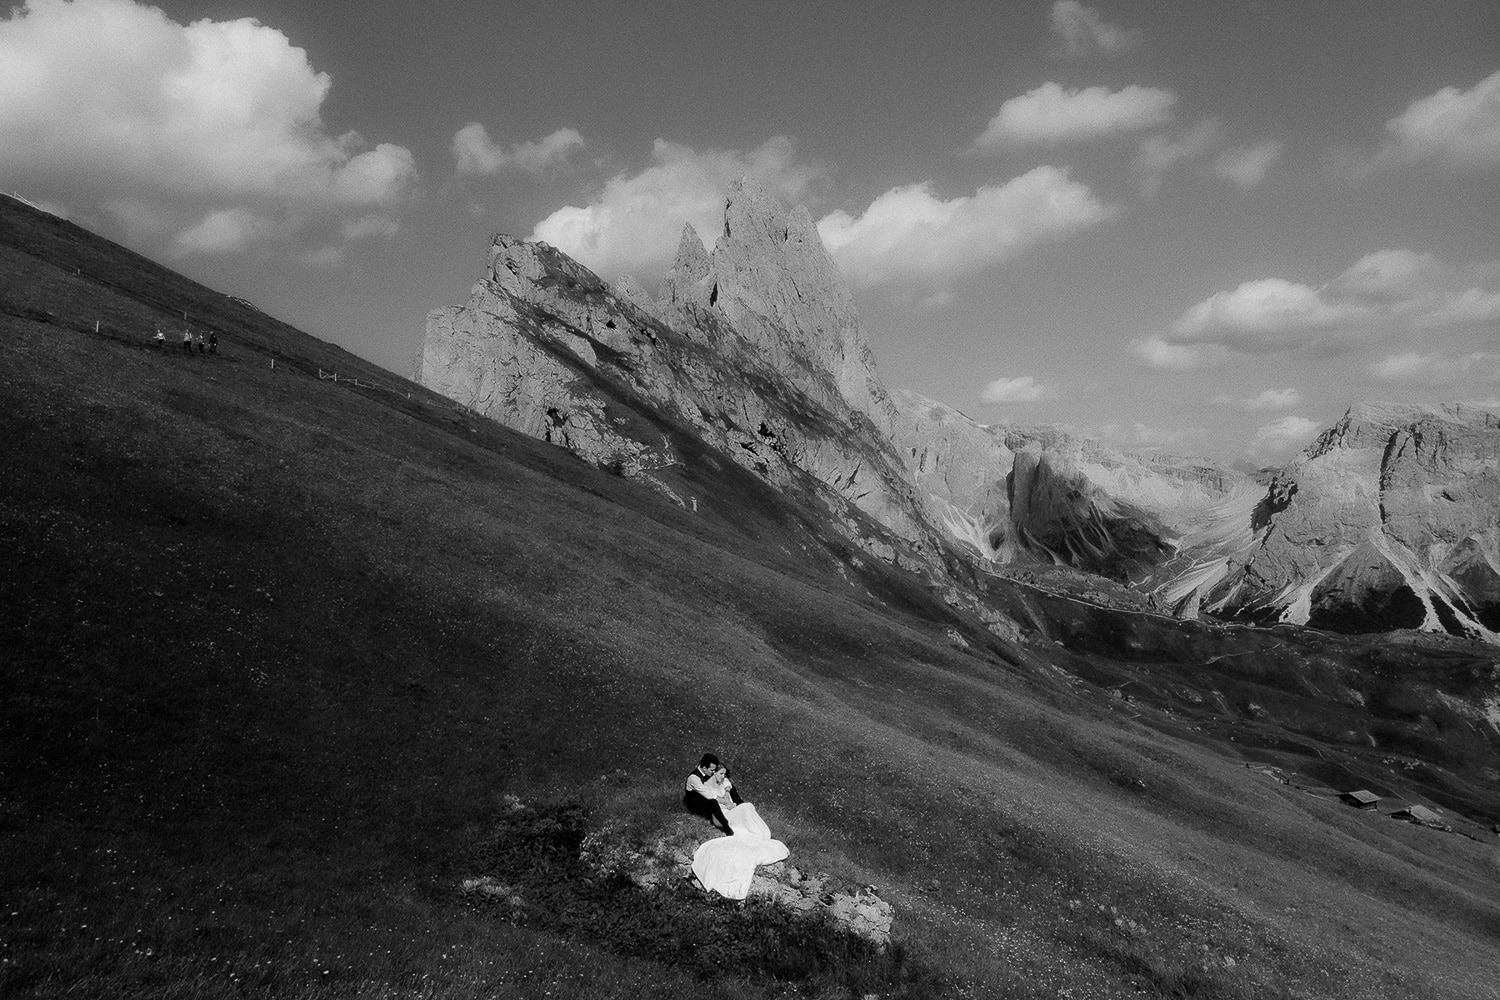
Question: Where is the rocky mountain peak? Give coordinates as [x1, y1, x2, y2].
[487, 232, 604, 306]
[661, 223, 711, 307]
[687, 176, 890, 428]
[423, 183, 1500, 645]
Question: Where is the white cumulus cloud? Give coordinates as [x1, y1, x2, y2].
[976, 83, 1176, 148]
[816, 167, 1114, 291]
[1249, 416, 1321, 461]
[1050, 1, 1141, 57]
[1213, 141, 1283, 188]
[1213, 388, 1302, 411]
[529, 136, 825, 281]
[1371, 68, 1500, 173]
[1127, 336, 1222, 371]
[1145, 249, 1500, 361]
[451, 123, 584, 176]
[171, 207, 275, 256]
[0, 0, 416, 258]
[980, 376, 1048, 404]
[1094, 422, 1206, 452]
[1368, 351, 1498, 386]
[1131, 120, 1223, 198]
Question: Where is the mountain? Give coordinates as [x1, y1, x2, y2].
[422, 179, 1500, 646]
[1205, 402, 1500, 638]
[6, 191, 1500, 999]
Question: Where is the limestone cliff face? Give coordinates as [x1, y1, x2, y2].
[421, 181, 1500, 643]
[663, 179, 896, 433]
[422, 195, 937, 571]
[1206, 403, 1500, 639]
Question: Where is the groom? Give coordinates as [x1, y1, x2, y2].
[683, 753, 742, 834]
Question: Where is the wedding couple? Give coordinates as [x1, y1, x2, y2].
[682, 752, 787, 898]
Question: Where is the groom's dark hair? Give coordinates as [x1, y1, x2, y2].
[699, 753, 721, 768]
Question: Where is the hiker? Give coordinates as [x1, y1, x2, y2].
[196, 331, 205, 354]
[208, 331, 218, 355]
[684, 753, 771, 839]
[181, 329, 192, 353]
[154, 329, 165, 348]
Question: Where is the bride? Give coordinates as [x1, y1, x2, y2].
[683, 753, 771, 838]
[684, 753, 786, 899]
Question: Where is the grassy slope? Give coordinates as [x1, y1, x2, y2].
[2, 197, 1499, 999]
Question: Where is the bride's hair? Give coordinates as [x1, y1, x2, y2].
[699, 753, 721, 769]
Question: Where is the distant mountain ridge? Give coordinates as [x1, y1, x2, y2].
[422, 179, 1500, 643]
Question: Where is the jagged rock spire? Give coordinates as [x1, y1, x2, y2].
[704, 176, 891, 431]
[660, 223, 711, 306]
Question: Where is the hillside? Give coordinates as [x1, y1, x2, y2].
[3, 193, 1500, 999]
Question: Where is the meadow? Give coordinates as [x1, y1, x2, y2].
[3, 195, 1499, 998]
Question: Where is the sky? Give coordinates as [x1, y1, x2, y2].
[3, 0, 1498, 466]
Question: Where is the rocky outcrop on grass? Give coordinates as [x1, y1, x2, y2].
[462, 799, 926, 996]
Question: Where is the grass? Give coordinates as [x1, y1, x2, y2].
[467, 798, 944, 998]
[3, 194, 1500, 998]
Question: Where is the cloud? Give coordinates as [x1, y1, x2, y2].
[975, 83, 1176, 148]
[1368, 351, 1498, 386]
[1369, 69, 1500, 174]
[816, 167, 1114, 291]
[1127, 336, 1222, 371]
[1130, 119, 1223, 197]
[1249, 416, 1321, 461]
[1145, 249, 1500, 360]
[171, 207, 275, 256]
[297, 245, 346, 269]
[1213, 141, 1283, 188]
[1050, 1, 1141, 57]
[1091, 421, 1206, 452]
[340, 214, 400, 241]
[451, 123, 584, 176]
[529, 136, 825, 280]
[980, 376, 1049, 404]
[0, 0, 415, 258]
[1212, 388, 1302, 411]
[1175, 278, 1358, 346]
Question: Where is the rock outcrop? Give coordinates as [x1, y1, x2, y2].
[422, 181, 939, 564]
[1205, 403, 1500, 640]
[421, 182, 1500, 643]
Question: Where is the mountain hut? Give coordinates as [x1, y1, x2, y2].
[1392, 804, 1450, 830]
[1339, 789, 1381, 810]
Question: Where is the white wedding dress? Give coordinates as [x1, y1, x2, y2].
[691, 800, 788, 900]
